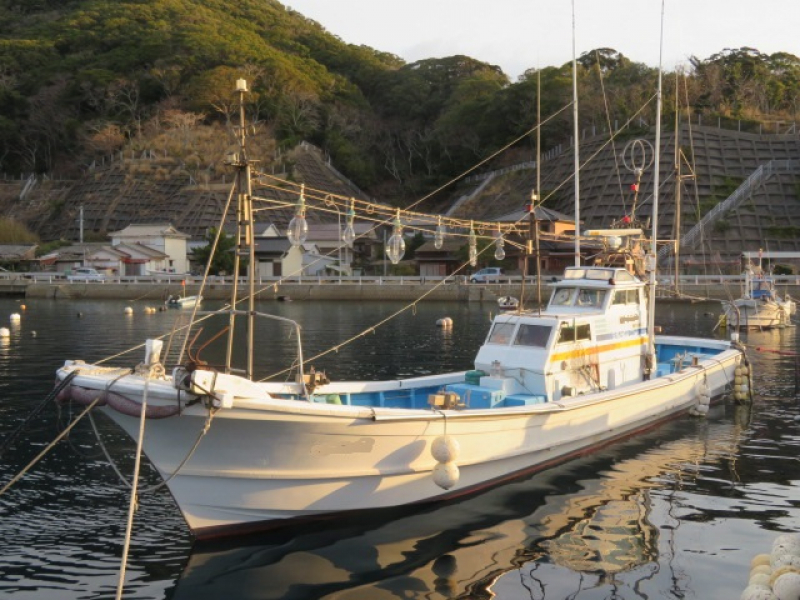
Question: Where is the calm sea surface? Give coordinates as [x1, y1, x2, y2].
[1, 297, 799, 599]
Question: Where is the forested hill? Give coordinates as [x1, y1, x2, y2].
[1, 0, 799, 207]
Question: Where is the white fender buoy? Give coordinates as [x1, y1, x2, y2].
[31, 331, 36, 337]
[19, 304, 26, 310]
[750, 573, 771, 588]
[773, 534, 800, 558]
[739, 584, 777, 600]
[432, 462, 460, 490]
[771, 567, 800, 588]
[124, 306, 133, 315]
[0, 327, 9, 338]
[773, 572, 800, 600]
[431, 435, 460, 464]
[752, 565, 774, 578]
[773, 555, 800, 570]
[10, 313, 20, 321]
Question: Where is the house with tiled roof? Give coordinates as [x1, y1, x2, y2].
[109, 223, 190, 274]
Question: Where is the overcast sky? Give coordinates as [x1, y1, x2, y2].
[286, 0, 799, 80]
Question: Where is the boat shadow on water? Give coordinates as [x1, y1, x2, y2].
[170, 404, 749, 600]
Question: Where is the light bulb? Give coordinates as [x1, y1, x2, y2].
[343, 198, 356, 246]
[287, 214, 308, 246]
[434, 218, 445, 250]
[387, 233, 406, 264]
[343, 223, 356, 246]
[386, 211, 405, 264]
[494, 230, 505, 261]
[287, 185, 308, 246]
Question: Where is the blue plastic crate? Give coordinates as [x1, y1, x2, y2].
[445, 383, 504, 408]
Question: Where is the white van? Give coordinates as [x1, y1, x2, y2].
[67, 267, 106, 282]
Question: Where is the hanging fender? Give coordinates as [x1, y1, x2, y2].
[55, 384, 179, 419]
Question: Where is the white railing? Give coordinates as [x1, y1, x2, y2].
[5, 272, 800, 287]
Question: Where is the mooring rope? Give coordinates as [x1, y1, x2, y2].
[115, 370, 151, 600]
[0, 370, 79, 459]
[0, 394, 102, 498]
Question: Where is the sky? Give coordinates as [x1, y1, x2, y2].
[286, 0, 800, 80]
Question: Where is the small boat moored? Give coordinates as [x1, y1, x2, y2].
[166, 294, 202, 308]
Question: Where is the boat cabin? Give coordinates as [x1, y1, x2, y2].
[467, 267, 648, 403]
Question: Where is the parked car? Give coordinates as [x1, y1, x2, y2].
[67, 267, 106, 282]
[469, 267, 503, 283]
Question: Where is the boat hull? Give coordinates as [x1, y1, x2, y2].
[57, 337, 742, 539]
[724, 298, 788, 329]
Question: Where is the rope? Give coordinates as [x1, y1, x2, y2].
[115, 371, 151, 600]
[87, 403, 217, 494]
[0, 370, 79, 458]
[0, 394, 103, 497]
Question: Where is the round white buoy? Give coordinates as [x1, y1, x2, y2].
[19, 304, 26, 310]
[31, 331, 36, 337]
[773, 572, 800, 600]
[773, 535, 800, 557]
[0, 327, 9, 338]
[124, 306, 133, 315]
[432, 462, 460, 490]
[431, 435, 460, 464]
[752, 564, 773, 578]
[10, 313, 20, 321]
[773, 554, 800, 570]
[739, 583, 777, 600]
[771, 567, 800, 588]
[750, 572, 771, 588]
[445, 317, 453, 327]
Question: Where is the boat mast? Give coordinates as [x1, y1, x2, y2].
[647, 1, 665, 376]
[674, 70, 681, 296]
[225, 79, 256, 378]
[571, 0, 581, 266]
[535, 68, 543, 312]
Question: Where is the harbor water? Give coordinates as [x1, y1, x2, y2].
[1, 297, 799, 599]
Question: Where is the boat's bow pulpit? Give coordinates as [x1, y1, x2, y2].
[462, 267, 649, 405]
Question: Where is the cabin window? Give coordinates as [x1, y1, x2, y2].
[488, 322, 515, 345]
[557, 323, 591, 344]
[514, 324, 552, 348]
[612, 289, 638, 305]
[551, 288, 575, 306]
[576, 289, 606, 307]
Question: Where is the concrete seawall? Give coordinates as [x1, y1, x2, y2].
[14, 281, 794, 303]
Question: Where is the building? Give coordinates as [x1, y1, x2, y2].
[0, 244, 38, 271]
[109, 223, 190, 274]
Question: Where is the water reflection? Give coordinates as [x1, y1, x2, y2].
[1, 299, 798, 600]
[171, 405, 747, 600]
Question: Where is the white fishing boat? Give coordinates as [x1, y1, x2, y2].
[497, 295, 519, 311]
[166, 294, 203, 308]
[723, 268, 793, 329]
[53, 79, 750, 541]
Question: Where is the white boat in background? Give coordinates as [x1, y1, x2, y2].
[723, 268, 794, 329]
[166, 294, 203, 308]
[497, 295, 519, 311]
[52, 78, 750, 541]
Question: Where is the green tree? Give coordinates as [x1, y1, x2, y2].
[191, 227, 238, 275]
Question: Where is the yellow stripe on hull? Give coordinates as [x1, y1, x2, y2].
[549, 335, 648, 363]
